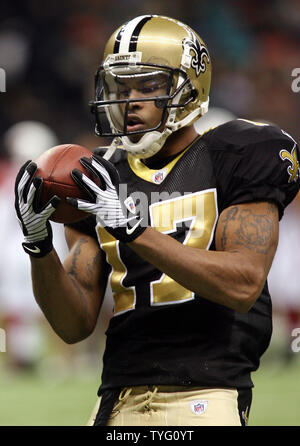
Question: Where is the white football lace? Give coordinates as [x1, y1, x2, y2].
[18, 169, 56, 243]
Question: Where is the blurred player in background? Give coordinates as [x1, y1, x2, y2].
[268, 192, 300, 362]
[14, 15, 300, 425]
[0, 121, 68, 371]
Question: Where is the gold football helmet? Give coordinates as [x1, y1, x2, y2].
[90, 15, 211, 158]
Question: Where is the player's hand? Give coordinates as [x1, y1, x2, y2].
[14, 161, 60, 257]
[67, 153, 146, 243]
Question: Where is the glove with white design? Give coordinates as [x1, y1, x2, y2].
[14, 161, 60, 258]
[67, 153, 146, 243]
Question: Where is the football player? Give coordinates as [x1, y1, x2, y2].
[15, 15, 300, 426]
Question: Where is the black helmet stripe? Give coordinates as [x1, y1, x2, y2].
[113, 22, 128, 54]
[128, 15, 153, 52]
[114, 15, 153, 54]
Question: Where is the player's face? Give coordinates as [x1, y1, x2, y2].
[117, 73, 169, 142]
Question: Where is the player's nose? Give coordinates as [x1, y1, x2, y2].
[128, 89, 143, 109]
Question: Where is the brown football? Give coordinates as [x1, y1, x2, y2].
[34, 144, 97, 224]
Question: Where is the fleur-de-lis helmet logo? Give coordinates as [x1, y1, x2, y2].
[182, 33, 210, 76]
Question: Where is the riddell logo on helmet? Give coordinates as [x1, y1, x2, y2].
[115, 55, 132, 62]
[105, 52, 142, 65]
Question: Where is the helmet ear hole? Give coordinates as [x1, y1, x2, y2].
[191, 89, 198, 101]
[155, 98, 169, 109]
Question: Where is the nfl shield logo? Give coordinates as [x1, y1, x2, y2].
[152, 168, 168, 184]
[190, 400, 208, 415]
[124, 197, 136, 214]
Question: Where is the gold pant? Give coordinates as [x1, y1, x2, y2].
[87, 386, 242, 426]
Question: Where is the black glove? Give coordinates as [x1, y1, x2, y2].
[14, 161, 60, 257]
[67, 153, 146, 243]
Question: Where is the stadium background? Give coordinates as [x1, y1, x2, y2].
[0, 0, 300, 426]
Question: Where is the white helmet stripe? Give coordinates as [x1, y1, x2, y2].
[118, 15, 152, 53]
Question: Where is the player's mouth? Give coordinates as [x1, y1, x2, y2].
[126, 115, 145, 132]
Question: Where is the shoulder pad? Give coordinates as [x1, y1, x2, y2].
[202, 118, 296, 151]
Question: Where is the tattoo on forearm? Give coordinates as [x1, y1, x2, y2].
[67, 238, 101, 325]
[68, 273, 89, 324]
[86, 251, 102, 283]
[67, 238, 90, 323]
[69, 238, 88, 277]
[220, 206, 238, 250]
[220, 204, 277, 254]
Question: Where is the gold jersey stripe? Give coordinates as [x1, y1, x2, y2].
[127, 136, 201, 183]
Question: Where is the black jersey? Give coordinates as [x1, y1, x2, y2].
[68, 119, 300, 392]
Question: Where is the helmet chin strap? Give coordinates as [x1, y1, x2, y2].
[121, 127, 173, 159]
[119, 98, 209, 159]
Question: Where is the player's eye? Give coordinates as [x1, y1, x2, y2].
[117, 80, 168, 99]
[138, 82, 166, 95]
[119, 89, 130, 98]
[139, 85, 157, 94]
